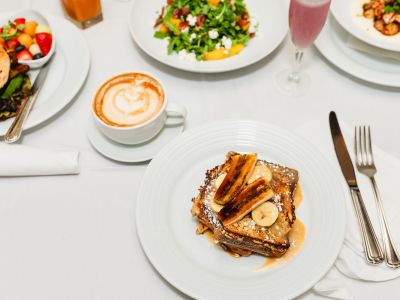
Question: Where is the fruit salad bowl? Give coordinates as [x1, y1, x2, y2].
[1, 10, 55, 69]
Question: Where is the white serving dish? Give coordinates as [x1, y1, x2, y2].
[4, 9, 56, 69]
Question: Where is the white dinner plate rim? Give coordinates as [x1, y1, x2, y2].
[136, 120, 346, 300]
[0, 13, 90, 135]
[330, 0, 400, 52]
[128, 0, 288, 73]
[315, 15, 400, 88]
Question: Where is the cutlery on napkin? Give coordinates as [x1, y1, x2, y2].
[295, 113, 400, 299]
[0, 143, 80, 176]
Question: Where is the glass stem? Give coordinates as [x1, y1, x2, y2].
[288, 48, 304, 83]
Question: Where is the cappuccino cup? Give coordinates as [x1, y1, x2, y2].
[92, 73, 186, 145]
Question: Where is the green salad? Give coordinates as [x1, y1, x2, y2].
[153, 0, 258, 61]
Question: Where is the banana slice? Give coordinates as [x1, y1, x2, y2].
[210, 197, 223, 212]
[209, 173, 226, 212]
[214, 153, 257, 205]
[214, 173, 226, 189]
[251, 202, 279, 227]
[247, 163, 272, 184]
[218, 178, 274, 226]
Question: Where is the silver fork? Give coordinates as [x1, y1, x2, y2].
[355, 126, 400, 268]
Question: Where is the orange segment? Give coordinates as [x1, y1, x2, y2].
[159, 22, 169, 33]
[204, 44, 244, 61]
[170, 17, 182, 27]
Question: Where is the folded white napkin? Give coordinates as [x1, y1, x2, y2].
[295, 113, 400, 299]
[0, 143, 80, 176]
[346, 34, 400, 62]
[299, 267, 353, 300]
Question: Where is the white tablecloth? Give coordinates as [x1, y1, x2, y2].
[1, 0, 400, 299]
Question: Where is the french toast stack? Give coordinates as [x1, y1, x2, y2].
[191, 152, 299, 257]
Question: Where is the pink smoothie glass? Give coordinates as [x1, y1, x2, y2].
[276, 0, 331, 96]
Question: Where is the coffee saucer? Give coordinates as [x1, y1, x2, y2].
[87, 120, 185, 163]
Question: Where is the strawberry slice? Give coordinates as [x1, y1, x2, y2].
[5, 38, 20, 50]
[14, 18, 26, 25]
[35, 32, 52, 56]
[16, 49, 33, 61]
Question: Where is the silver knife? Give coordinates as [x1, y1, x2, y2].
[4, 56, 54, 143]
[329, 111, 384, 264]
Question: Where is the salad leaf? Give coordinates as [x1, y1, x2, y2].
[1, 75, 23, 100]
[0, 111, 10, 118]
[384, 1, 400, 14]
[154, 31, 169, 39]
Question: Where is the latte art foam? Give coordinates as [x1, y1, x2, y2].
[94, 73, 164, 127]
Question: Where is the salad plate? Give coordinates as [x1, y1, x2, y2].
[136, 120, 346, 300]
[331, 0, 400, 52]
[0, 12, 90, 136]
[128, 0, 288, 73]
[315, 15, 400, 88]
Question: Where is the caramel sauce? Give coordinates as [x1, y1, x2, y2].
[257, 219, 306, 270]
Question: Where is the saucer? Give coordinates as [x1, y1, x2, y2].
[87, 120, 185, 163]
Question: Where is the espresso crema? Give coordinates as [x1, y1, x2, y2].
[94, 73, 164, 127]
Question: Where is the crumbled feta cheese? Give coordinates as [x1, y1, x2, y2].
[188, 52, 196, 61]
[208, 29, 219, 39]
[178, 49, 196, 61]
[215, 42, 221, 49]
[189, 33, 197, 41]
[249, 17, 259, 34]
[221, 36, 232, 49]
[187, 14, 197, 27]
[181, 26, 189, 34]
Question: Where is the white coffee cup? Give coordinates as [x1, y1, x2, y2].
[92, 73, 186, 145]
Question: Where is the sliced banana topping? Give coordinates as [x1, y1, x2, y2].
[251, 201, 279, 227]
[247, 163, 272, 184]
[214, 153, 257, 205]
[218, 178, 274, 226]
[210, 197, 224, 212]
[214, 173, 226, 189]
[210, 173, 227, 212]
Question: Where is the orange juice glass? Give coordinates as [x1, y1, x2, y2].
[61, 0, 103, 29]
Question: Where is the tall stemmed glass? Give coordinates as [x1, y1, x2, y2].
[276, 0, 331, 96]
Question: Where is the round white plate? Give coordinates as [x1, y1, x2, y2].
[0, 13, 90, 135]
[331, 0, 400, 52]
[136, 120, 346, 300]
[87, 120, 185, 163]
[128, 0, 288, 73]
[315, 15, 400, 87]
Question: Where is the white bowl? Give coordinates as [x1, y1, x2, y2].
[4, 9, 56, 69]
